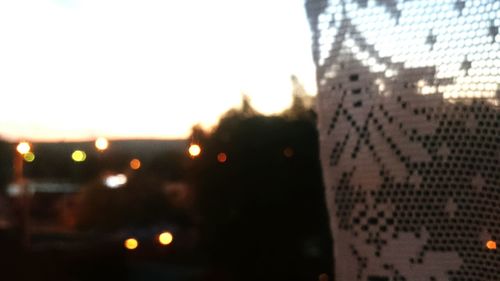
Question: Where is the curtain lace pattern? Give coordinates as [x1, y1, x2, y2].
[306, 0, 500, 280]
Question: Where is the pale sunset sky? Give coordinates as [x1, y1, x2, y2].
[0, 0, 316, 142]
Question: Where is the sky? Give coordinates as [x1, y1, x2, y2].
[0, 0, 316, 142]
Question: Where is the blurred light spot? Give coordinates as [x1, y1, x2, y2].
[71, 150, 87, 162]
[130, 158, 141, 170]
[95, 137, 109, 151]
[6, 183, 22, 197]
[217, 152, 227, 163]
[188, 144, 201, 157]
[17, 142, 31, 155]
[284, 147, 294, 158]
[124, 238, 138, 250]
[158, 231, 173, 246]
[486, 240, 496, 250]
[104, 174, 127, 188]
[23, 152, 35, 162]
[319, 273, 329, 281]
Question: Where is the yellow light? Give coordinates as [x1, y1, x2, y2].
[16, 142, 31, 155]
[486, 240, 496, 250]
[188, 144, 201, 157]
[158, 231, 173, 246]
[23, 152, 35, 162]
[72, 150, 87, 162]
[217, 152, 227, 163]
[95, 137, 109, 151]
[124, 238, 139, 250]
[130, 158, 141, 170]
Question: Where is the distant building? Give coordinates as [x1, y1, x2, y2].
[2, 139, 187, 234]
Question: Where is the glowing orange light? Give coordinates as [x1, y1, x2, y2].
[217, 152, 227, 163]
[486, 240, 496, 250]
[16, 142, 31, 155]
[188, 144, 201, 157]
[95, 137, 109, 151]
[158, 231, 173, 246]
[130, 158, 141, 170]
[124, 238, 138, 250]
[284, 147, 294, 158]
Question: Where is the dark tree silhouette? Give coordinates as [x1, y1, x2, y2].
[191, 97, 332, 281]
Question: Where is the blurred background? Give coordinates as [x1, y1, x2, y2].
[0, 1, 332, 280]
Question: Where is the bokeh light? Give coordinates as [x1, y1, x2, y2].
[319, 273, 329, 281]
[16, 142, 31, 155]
[188, 144, 201, 157]
[124, 238, 138, 250]
[158, 231, 173, 246]
[23, 152, 35, 162]
[283, 147, 294, 158]
[130, 158, 141, 170]
[104, 174, 127, 189]
[95, 137, 109, 151]
[217, 152, 227, 163]
[486, 240, 497, 250]
[71, 150, 87, 162]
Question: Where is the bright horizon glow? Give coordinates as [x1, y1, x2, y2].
[0, 0, 316, 142]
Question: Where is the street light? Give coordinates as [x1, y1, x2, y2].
[487, 240, 497, 250]
[14, 141, 30, 180]
[95, 137, 109, 151]
[188, 144, 201, 158]
[71, 150, 87, 162]
[217, 152, 227, 163]
[14, 141, 32, 249]
[130, 158, 141, 170]
[16, 142, 31, 155]
[158, 231, 173, 246]
[124, 237, 139, 250]
[103, 174, 127, 189]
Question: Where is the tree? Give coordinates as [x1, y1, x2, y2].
[190, 96, 332, 281]
[282, 75, 316, 120]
